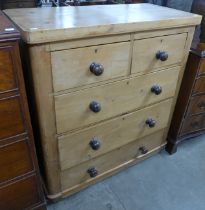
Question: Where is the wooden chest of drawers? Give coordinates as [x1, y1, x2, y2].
[166, 44, 205, 154]
[0, 11, 46, 209]
[4, 4, 201, 200]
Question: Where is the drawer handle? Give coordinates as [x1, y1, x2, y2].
[87, 167, 98, 178]
[139, 146, 149, 155]
[151, 85, 162, 95]
[89, 101, 101, 113]
[198, 101, 205, 109]
[89, 138, 101, 150]
[90, 62, 104, 76]
[146, 118, 156, 128]
[156, 51, 168, 61]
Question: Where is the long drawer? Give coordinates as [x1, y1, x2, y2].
[132, 33, 187, 75]
[0, 47, 17, 93]
[0, 139, 33, 183]
[186, 95, 205, 116]
[180, 114, 205, 136]
[60, 129, 165, 191]
[59, 99, 172, 170]
[51, 41, 130, 92]
[0, 96, 25, 140]
[55, 67, 180, 133]
[0, 175, 41, 210]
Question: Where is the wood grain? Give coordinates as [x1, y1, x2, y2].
[55, 67, 180, 133]
[0, 175, 41, 210]
[0, 139, 33, 183]
[0, 46, 17, 93]
[51, 42, 130, 92]
[132, 33, 187, 74]
[0, 96, 25, 140]
[4, 4, 201, 44]
[59, 99, 172, 170]
[60, 129, 165, 190]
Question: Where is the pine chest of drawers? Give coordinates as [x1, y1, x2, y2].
[4, 4, 201, 200]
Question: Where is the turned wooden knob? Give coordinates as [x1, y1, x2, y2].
[146, 118, 156, 128]
[89, 138, 101, 150]
[87, 167, 98, 178]
[89, 101, 101, 113]
[151, 85, 162, 95]
[139, 146, 149, 155]
[156, 51, 168, 61]
[90, 62, 104, 76]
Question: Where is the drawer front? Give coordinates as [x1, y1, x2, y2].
[132, 33, 187, 74]
[198, 58, 205, 75]
[180, 114, 205, 136]
[0, 46, 17, 93]
[192, 76, 205, 95]
[61, 129, 165, 190]
[59, 99, 172, 170]
[55, 67, 179, 133]
[0, 140, 33, 183]
[0, 175, 41, 210]
[186, 95, 205, 116]
[0, 96, 25, 140]
[51, 42, 130, 92]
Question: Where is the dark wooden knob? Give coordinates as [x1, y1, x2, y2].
[87, 167, 98, 178]
[139, 146, 149, 155]
[89, 101, 101, 113]
[90, 62, 104, 76]
[89, 138, 101, 150]
[151, 85, 162, 95]
[156, 51, 168, 61]
[146, 118, 156, 128]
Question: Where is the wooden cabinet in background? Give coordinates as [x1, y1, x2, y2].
[166, 44, 205, 154]
[0, 11, 46, 210]
[0, 0, 36, 9]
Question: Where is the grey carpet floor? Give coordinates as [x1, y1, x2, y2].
[48, 134, 205, 210]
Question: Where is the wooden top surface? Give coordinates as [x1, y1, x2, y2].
[0, 10, 19, 41]
[4, 4, 202, 44]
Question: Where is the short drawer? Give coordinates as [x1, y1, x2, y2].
[0, 96, 25, 140]
[0, 46, 17, 93]
[180, 114, 205, 136]
[51, 42, 130, 92]
[186, 95, 205, 116]
[58, 99, 172, 170]
[55, 67, 179, 133]
[192, 76, 205, 95]
[0, 139, 33, 183]
[0, 175, 42, 210]
[60, 129, 165, 191]
[132, 33, 187, 74]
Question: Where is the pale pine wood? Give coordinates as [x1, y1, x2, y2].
[132, 33, 187, 75]
[60, 129, 165, 190]
[28, 45, 61, 197]
[55, 67, 180, 133]
[134, 27, 190, 40]
[59, 99, 172, 170]
[3, 4, 201, 44]
[61, 144, 164, 198]
[163, 27, 196, 141]
[5, 4, 200, 200]
[49, 28, 189, 52]
[49, 34, 130, 51]
[51, 42, 130, 92]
